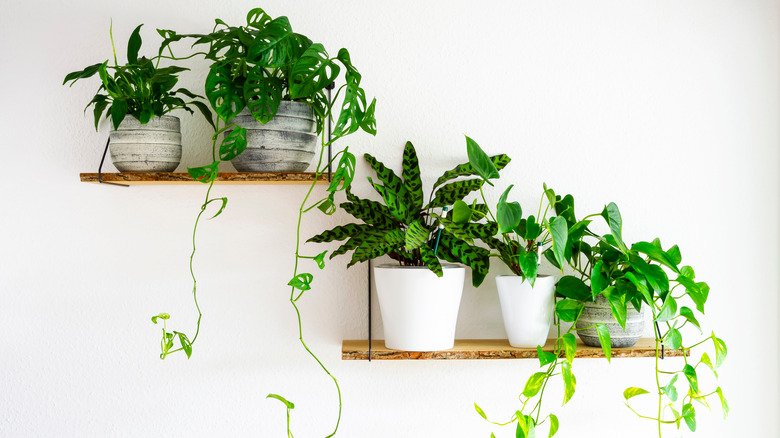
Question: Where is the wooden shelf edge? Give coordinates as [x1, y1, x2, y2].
[79, 172, 327, 185]
[342, 338, 688, 360]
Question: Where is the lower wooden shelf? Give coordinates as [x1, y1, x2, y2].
[79, 172, 327, 185]
[342, 338, 687, 360]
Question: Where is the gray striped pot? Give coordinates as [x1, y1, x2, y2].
[576, 294, 645, 348]
[229, 101, 318, 172]
[109, 115, 182, 172]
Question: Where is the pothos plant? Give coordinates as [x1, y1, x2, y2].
[63, 23, 212, 131]
[308, 138, 511, 286]
[150, 8, 376, 438]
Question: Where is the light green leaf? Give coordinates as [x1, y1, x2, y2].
[219, 127, 248, 161]
[466, 135, 499, 183]
[601, 202, 627, 253]
[716, 387, 729, 419]
[555, 299, 584, 322]
[548, 414, 559, 438]
[548, 216, 568, 269]
[679, 306, 702, 333]
[655, 295, 678, 322]
[474, 403, 488, 420]
[561, 361, 576, 405]
[288, 273, 313, 291]
[699, 352, 718, 378]
[623, 387, 650, 400]
[683, 364, 699, 394]
[175, 331, 192, 359]
[595, 323, 611, 362]
[537, 346, 556, 366]
[453, 200, 472, 224]
[313, 251, 327, 269]
[497, 185, 522, 233]
[682, 403, 696, 432]
[602, 287, 627, 331]
[562, 333, 576, 364]
[712, 333, 727, 368]
[663, 328, 682, 350]
[522, 372, 548, 398]
[662, 375, 679, 402]
[267, 393, 295, 409]
[405, 220, 429, 251]
[151, 313, 170, 324]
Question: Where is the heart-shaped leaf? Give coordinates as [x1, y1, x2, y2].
[466, 135, 499, 183]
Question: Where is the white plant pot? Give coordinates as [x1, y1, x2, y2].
[109, 115, 182, 172]
[374, 265, 465, 351]
[229, 101, 318, 172]
[496, 275, 556, 348]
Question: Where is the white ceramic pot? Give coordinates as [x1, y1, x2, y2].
[229, 101, 318, 172]
[496, 275, 556, 348]
[109, 115, 182, 172]
[374, 265, 465, 351]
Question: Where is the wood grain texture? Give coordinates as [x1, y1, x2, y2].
[342, 338, 688, 360]
[79, 172, 327, 185]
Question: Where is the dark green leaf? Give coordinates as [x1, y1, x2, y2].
[595, 323, 611, 362]
[556, 276, 591, 301]
[591, 261, 608, 300]
[308, 223, 371, 243]
[360, 97, 377, 135]
[522, 372, 547, 398]
[401, 141, 424, 211]
[205, 64, 245, 122]
[623, 387, 650, 400]
[219, 127, 247, 161]
[518, 251, 538, 285]
[562, 333, 576, 364]
[433, 154, 511, 189]
[188, 161, 219, 183]
[524, 215, 541, 241]
[549, 216, 568, 268]
[368, 177, 409, 223]
[127, 24, 143, 64]
[290, 43, 339, 99]
[288, 273, 313, 291]
[110, 99, 128, 130]
[332, 83, 368, 139]
[337, 48, 361, 85]
[244, 67, 282, 124]
[427, 179, 484, 209]
[465, 135, 499, 183]
[683, 364, 699, 394]
[327, 150, 357, 193]
[655, 295, 678, 322]
[497, 185, 522, 233]
[246, 16, 295, 67]
[543, 248, 561, 270]
[601, 202, 627, 253]
[436, 234, 490, 287]
[266, 393, 295, 409]
[555, 299, 584, 322]
[420, 246, 443, 277]
[63, 62, 105, 86]
[189, 100, 215, 130]
[341, 193, 397, 228]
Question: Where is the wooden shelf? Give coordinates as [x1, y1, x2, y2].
[79, 172, 327, 186]
[342, 338, 687, 360]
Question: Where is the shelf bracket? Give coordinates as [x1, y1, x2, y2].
[97, 137, 128, 187]
[367, 258, 372, 362]
[326, 82, 335, 183]
[654, 321, 664, 359]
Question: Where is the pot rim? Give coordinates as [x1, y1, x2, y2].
[495, 274, 554, 278]
[374, 263, 463, 270]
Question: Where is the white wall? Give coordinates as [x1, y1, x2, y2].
[1, 1, 778, 436]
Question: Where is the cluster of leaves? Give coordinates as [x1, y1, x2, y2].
[157, 7, 376, 144]
[308, 137, 510, 287]
[63, 24, 211, 130]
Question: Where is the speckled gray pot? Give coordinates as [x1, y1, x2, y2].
[109, 115, 182, 172]
[229, 101, 318, 172]
[576, 294, 645, 348]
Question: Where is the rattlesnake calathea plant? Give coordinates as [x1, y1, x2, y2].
[308, 137, 510, 286]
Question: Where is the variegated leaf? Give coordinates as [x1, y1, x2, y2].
[348, 240, 398, 267]
[426, 179, 484, 209]
[421, 246, 443, 277]
[341, 190, 397, 228]
[401, 141, 424, 211]
[436, 234, 491, 287]
[308, 223, 370, 243]
[369, 178, 409, 223]
[405, 220, 430, 251]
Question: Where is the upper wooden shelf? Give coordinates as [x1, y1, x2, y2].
[342, 338, 687, 360]
[79, 172, 327, 186]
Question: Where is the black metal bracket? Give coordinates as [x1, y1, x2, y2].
[326, 82, 335, 183]
[97, 137, 128, 187]
[654, 321, 665, 359]
[367, 259, 372, 361]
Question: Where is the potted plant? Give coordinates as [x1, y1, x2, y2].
[157, 7, 376, 172]
[63, 23, 212, 172]
[308, 138, 509, 351]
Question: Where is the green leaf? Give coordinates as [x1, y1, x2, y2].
[327, 150, 357, 193]
[518, 251, 538, 286]
[715, 387, 729, 419]
[176, 331, 192, 359]
[188, 161, 220, 184]
[623, 387, 650, 400]
[433, 154, 511, 189]
[266, 393, 295, 409]
[556, 276, 591, 301]
[628, 253, 670, 295]
[188, 100, 215, 130]
[313, 251, 327, 269]
[497, 185, 522, 233]
[595, 323, 611, 362]
[699, 352, 718, 378]
[127, 24, 143, 65]
[290, 43, 339, 99]
[405, 220, 429, 251]
[204, 197, 228, 219]
[522, 372, 547, 398]
[632, 240, 680, 273]
[420, 246, 443, 277]
[683, 364, 699, 394]
[368, 177, 409, 223]
[401, 141, 424, 211]
[548, 216, 568, 268]
[316, 196, 336, 215]
[452, 200, 472, 224]
[63, 62, 105, 86]
[524, 215, 541, 240]
[602, 287, 627, 330]
[435, 234, 490, 287]
[308, 223, 370, 243]
[246, 7, 273, 28]
[623, 271, 652, 305]
[712, 333, 727, 368]
[662, 375, 679, 402]
[288, 273, 313, 291]
[110, 99, 128, 130]
[341, 194, 397, 228]
[655, 295, 678, 322]
[219, 127, 247, 161]
[561, 361, 576, 405]
[474, 403, 488, 420]
[337, 47, 362, 85]
[601, 202, 627, 253]
[205, 64, 245, 122]
[151, 313, 170, 324]
[562, 333, 576, 364]
[465, 135, 499, 183]
[331, 82, 368, 139]
[682, 403, 696, 432]
[244, 67, 283, 124]
[360, 97, 377, 135]
[537, 346, 556, 367]
[548, 414, 559, 438]
[555, 299, 584, 322]
[427, 179, 484, 209]
[246, 16, 295, 67]
[663, 328, 682, 350]
[590, 261, 608, 300]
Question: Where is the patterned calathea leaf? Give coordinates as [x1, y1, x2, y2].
[426, 179, 484, 209]
[466, 222, 498, 239]
[307, 223, 372, 243]
[405, 220, 431, 251]
[401, 141, 424, 212]
[437, 216, 473, 243]
[329, 227, 387, 259]
[341, 189, 398, 228]
[365, 153, 414, 221]
[368, 178, 410, 223]
[348, 239, 400, 268]
[436, 234, 491, 287]
[421, 246, 443, 277]
[432, 154, 511, 190]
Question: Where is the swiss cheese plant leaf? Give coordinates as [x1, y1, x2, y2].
[308, 223, 371, 243]
[427, 179, 484, 209]
[206, 64, 245, 122]
[436, 234, 490, 287]
[204, 197, 228, 219]
[332, 83, 367, 139]
[360, 97, 377, 135]
[327, 150, 357, 193]
[127, 24, 143, 65]
[368, 178, 409, 223]
[290, 43, 339, 99]
[556, 276, 591, 301]
[401, 141, 424, 211]
[522, 372, 547, 398]
[433, 154, 511, 190]
[337, 48, 361, 85]
[554, 299, 584, 322]
[219, 127, 247, 161]
[313, 250, 327, 269]
[288, 273, 313, 291]
[595, 323, 611, 362]
[496, 185, 522, 233]
[266, 393, 295, 409]
[188, 161, 219, 183]
[246, 8, 273, 28]
[561, 361, 576, 405]
[465, 135, 499, 183]
[601, 202, 627, 253]
[246, 16, 295, 67]
[420, 246, 443, 277]
[548, 216, 568, 268]
[405, 220, 429, 251]
[244, 67, 282, 124]
[623, 387, 650, 400]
